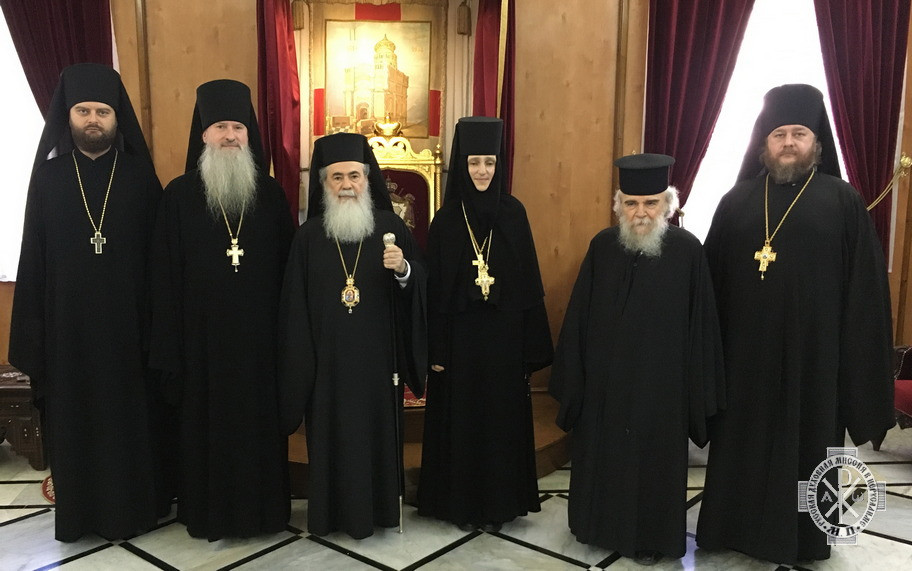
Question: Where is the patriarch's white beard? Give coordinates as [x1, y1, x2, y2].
[323, 183, 375, 243]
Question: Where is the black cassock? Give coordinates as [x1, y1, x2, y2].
[697, 174, 894, 564]
[550, 225, 724, 559]
[278, 210, 427, 539]
[418, 195, 553, 526]
[150, 171, 294, 540]
[10, 149, 162, 541]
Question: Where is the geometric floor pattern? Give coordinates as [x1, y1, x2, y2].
[3, 425, 912, 570]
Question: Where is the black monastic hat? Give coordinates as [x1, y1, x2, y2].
[454, 116, 503, 156]
[614, 153, 675, 196]
[184, 79, 267, 173]
[32, 63, 153, 172]
[61, 63, 122, 111]
[443, 116, 506, 235]
[736, 83, 841, 181]
[306, 132, 391, 220]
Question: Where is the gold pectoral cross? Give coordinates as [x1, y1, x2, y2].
[227, 238, 244, 272]
[472, 254, 495, 300]
[754, 241, 777, 280]
[90, 230, 106, 254]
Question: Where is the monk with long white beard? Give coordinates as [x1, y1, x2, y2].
[278, 132, 427, 540]
[199, 141, 258, 219]
[551, 153, 724, 565]
[149, 79, 295, 541]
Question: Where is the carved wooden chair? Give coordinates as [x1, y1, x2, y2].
[368, 118, 443, 254]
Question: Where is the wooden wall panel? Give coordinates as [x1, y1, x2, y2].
[892, 172, 911, 345]
[514, 0, 647, 382]
[111, 1, 142, 117]
[144, 0, 259, 185]
[621, 0, 648, 157]
[514, 0, 616, 340]
[889, 14, 912, 346]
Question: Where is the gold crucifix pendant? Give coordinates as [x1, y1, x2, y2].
[226, 238, 244, 272]
[472, 255, 495, 300]
[754, 240, 777, 280]
[341, 276, 360, 313]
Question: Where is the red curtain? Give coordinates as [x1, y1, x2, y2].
[0, 0, 113, 116]
[472, 0, 515, 192]
[472, 0, 500, 117]
[257, 0, 302, 221]
[814, 0, 911, 254]
[644, 0, 755, 219]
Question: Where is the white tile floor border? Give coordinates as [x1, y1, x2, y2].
[1, 427, 911, 570]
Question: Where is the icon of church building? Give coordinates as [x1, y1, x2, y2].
[338, 34, 409, 134]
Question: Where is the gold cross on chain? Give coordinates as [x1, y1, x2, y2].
[472, 254, 495, 300]
[754, 242, 777, 280]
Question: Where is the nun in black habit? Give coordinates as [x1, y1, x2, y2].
[417, 117, 553, 530]
[10, 63, 164, 541]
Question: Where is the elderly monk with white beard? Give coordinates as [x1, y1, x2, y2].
[149, 79, 295, 541]
[697, 84, 893, 565]
[550, 153, 724, 566]
[278, 132, 427, 540]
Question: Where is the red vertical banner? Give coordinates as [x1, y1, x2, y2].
[313, 88, 325, 136]
[354, 3, 401, 21]
[428, 90, 441, 136]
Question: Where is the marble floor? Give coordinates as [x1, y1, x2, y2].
[2, 426, 912, 570]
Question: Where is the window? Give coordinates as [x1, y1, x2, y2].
[0, 11, 43, 281]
